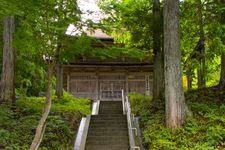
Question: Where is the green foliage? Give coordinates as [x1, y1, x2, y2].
[0, 0, 83, 97]
[0, 92, 91, 149]
[129, 88, 225, 150]
[99, 0, 154, 48]
[180, 0, 223, 88]
[17, 91, 91, 115]
[128, 93, 152, 117]
[60, 34, 92, 63]
[0, 105, 14, 126]
[52, 91, 91, 115]
[14, 20, 47, 96]
[94, 46, 150, 60]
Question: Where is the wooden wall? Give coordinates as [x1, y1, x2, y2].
[64, 71, 153, 100]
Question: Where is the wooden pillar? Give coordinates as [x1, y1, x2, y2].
[145, 75, 150, 96]
[96, 74, 99, 100]
[67, 72, 70, 92]
[125, 73, 129, 95]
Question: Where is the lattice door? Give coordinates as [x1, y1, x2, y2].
[100, 81, 124, 100]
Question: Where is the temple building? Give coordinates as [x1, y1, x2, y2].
[63, 29, 153, 100]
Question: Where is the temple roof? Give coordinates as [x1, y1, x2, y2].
[85, 29, 113, 39]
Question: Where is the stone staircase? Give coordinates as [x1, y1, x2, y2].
[85, 101, 129, 150]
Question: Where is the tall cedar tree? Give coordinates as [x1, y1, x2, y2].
[164, 0, 186, 128]
[0, 16, 16, 103]
[153, 0, 164, 100]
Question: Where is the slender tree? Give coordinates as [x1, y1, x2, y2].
[220, 55, 225, 87]
[197, 0, 206, 88]
[30, 0, 81, 148]
[30, 61, 54, 150]
[0, 16, 16, 103]
[219, 0, 225, 88]
[164, 0, 186, 128]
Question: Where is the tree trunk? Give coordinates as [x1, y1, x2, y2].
[197, 66, 204, 88]
[219, 55, 225, 88]
[56, 63, 63, 98]
[153, 50, 164, 100]
[219, 0, 225, 88]
[153, 0, 164, 100]
[164, 0, 186, 129]
[187, 74, 192, 90]
[30, 62, 53, 150]
[197, 0, 206, 88]
[55, 44, 63, 98]
[0, 16, 16, 103]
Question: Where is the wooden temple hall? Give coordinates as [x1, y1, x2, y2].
[63, 29, 153, 101]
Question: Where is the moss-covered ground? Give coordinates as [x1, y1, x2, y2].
[0, 92, 91, 150]
[129, 87, 225, 150]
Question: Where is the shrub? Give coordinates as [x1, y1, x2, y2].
[128, 92, 152, 117]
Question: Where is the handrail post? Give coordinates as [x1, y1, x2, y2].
[91, 100, 100, 115]
[122, 89, 126, 114]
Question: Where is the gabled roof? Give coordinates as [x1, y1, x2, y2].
[85, 29, 113, 39]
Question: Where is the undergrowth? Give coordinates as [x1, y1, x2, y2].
[129, 87, 225, 150]
[0, 92, 91, 150]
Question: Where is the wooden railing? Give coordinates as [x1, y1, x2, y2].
[122, 90, 141, 150]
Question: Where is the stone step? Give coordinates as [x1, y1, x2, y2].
[100, 104, 123, 107]
[85, 145, 129, 150]
[91, 114, 126, 117]
[100, 101, 122, 104]
[89, 120, 127, 125]
[86, 136, 129, 145]
[91, 117, 126, 121]
[87, 135, 128, 140]
[90, 123, 127, 126]
[99, 107, 123, 111]
[99, 101, 123, 114]
[89, 119, 127, 124]
[98, 111, 123, 114]
[90, 119, 127, 123]
[89, 124, 127, 128]
[100, 103, 122, 106]
[85, 141, 129, 146]
[99, 108, 123, 111]
[100, 103, 122, 109]
[88, 130, 128, 136]
[100, 105, 123, 107]
[91, 118, 127, 123]
[87, 128, 128, 132]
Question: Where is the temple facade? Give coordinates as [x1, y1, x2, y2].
[63, 30, 153, 100]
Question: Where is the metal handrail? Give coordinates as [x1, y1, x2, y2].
[74, 100, 100, 150]
[122, 89, 126, 114]
[122, 90, 140, 150]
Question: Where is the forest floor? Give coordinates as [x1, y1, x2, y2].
[130, 86, 225, 150]
[1, 88, 225, 150]
[0, 92, 91, 150]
